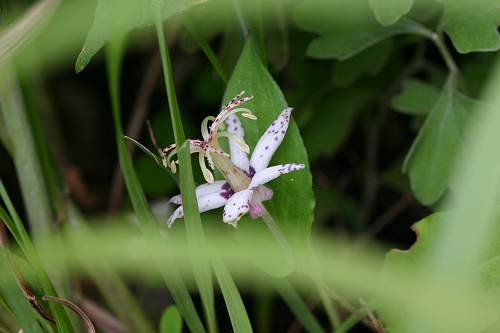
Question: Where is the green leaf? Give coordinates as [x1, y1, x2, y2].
[369, 0, 414, 26]
[293, 0, 423, 60]
[224, 38, 314, 243]
[380, 213, 500, 332]
[442, 0, 500, 54]
[0, 253, 42, 333]
[403, 77, 473, 205]
[76, 0, 204, 72]
[333, 39, 393, 86]
[391, 79, 440, 115]
[160, 306, 183, 333]
[303, 84, 376, 161]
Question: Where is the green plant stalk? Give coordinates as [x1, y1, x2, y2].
[332, 314, 359, 333]
[0, 71, 53, 239]
[106, 36, 207, 333]
[212, 257, 253, 333]
[182, 17, 229, 84]
[275, 279, 325, 333]
[0, 71, 73, 332]
[67, 205, 156, 333]
[154, 13, 218, 333]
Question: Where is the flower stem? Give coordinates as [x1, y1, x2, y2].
[260, 207, 290, 253]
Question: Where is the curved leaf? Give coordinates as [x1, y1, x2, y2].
[293, 0, 421, 60]
[223, 39, 314, 243]
[160, 306, 183, 333]
[442, 0, 500, 53]
[369, 0, 414, 26]
[76, 0, 205, 72]
[380, 212, 500, 332]
[403, 77, 475, 205]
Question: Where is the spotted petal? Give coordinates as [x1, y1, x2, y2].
[226, 115, 250, 172]
[249, 163, 305, 189]
[250, 108, 293, 172]
[169, 181, 230, 205]
[167, 190, 231, 226]
[222, 189, 253, 226]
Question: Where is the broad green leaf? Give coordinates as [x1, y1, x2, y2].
[370, 0, 414, 26]
[391, 79, 440, 115]
[293, 0, 423, 60]
[160, 306, 183, 333]
[76, 0, 204, 72]
[333, 39, 393, 86]
[442, 0, 500, 54]
[380, 213, 500, 332]
[403, 77, 472, 205]
[224, 39, 314, 242]
[303, 84, 376, 161]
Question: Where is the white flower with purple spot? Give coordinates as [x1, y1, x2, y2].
[167, 105, 305, 227]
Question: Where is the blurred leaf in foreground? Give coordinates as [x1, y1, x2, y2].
[76, 0, 205, 72]
[160, 305, 183, 333]
[380, 212, 500, 332]
[403, 77, 474, 205]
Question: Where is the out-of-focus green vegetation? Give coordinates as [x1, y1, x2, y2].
[1, 1, 500, 333]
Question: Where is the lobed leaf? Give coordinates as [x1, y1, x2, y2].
[391, 79, 440, 116]
[442, 0, 500, 54]
[369, 0, 414, 26]
[293, 0, 423, 60]
[403, 77, 475, 205]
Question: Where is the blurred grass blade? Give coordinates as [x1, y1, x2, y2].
[212, 258, 253, 333]
[160, 305, 183, 333]
[274, 280, 325, 333]
[0, 253, 43, 333]
[182, 16, 229, 84]
[0, 0, 60, 67]
[154, 7, 218, 333]
[0, 69, 53, 239]
[105, 35, 206, 333]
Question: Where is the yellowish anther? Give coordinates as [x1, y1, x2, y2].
[199, 153, 214, 183]
[170, 161, 177, 173]
[242, 113, 257, 120]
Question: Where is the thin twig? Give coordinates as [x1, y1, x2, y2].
[42, 295, 96, 333]
[108, 54, 161, 213]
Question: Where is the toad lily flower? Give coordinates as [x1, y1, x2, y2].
[168, 106, 305, 227]
[161, 91, 256, 184]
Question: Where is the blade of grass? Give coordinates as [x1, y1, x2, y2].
[153, 9, 218, 333]
[105, 36, 207, 333]
[0, 69, 53, 239]
[0, 252, 43, 333]
[182, 16, 229, 84]
[212, 257, 253, 333]
[0, 69, 73, 331]
[274, 279, 325, 333]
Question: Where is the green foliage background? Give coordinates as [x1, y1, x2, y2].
[1, 0, 500, 333]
